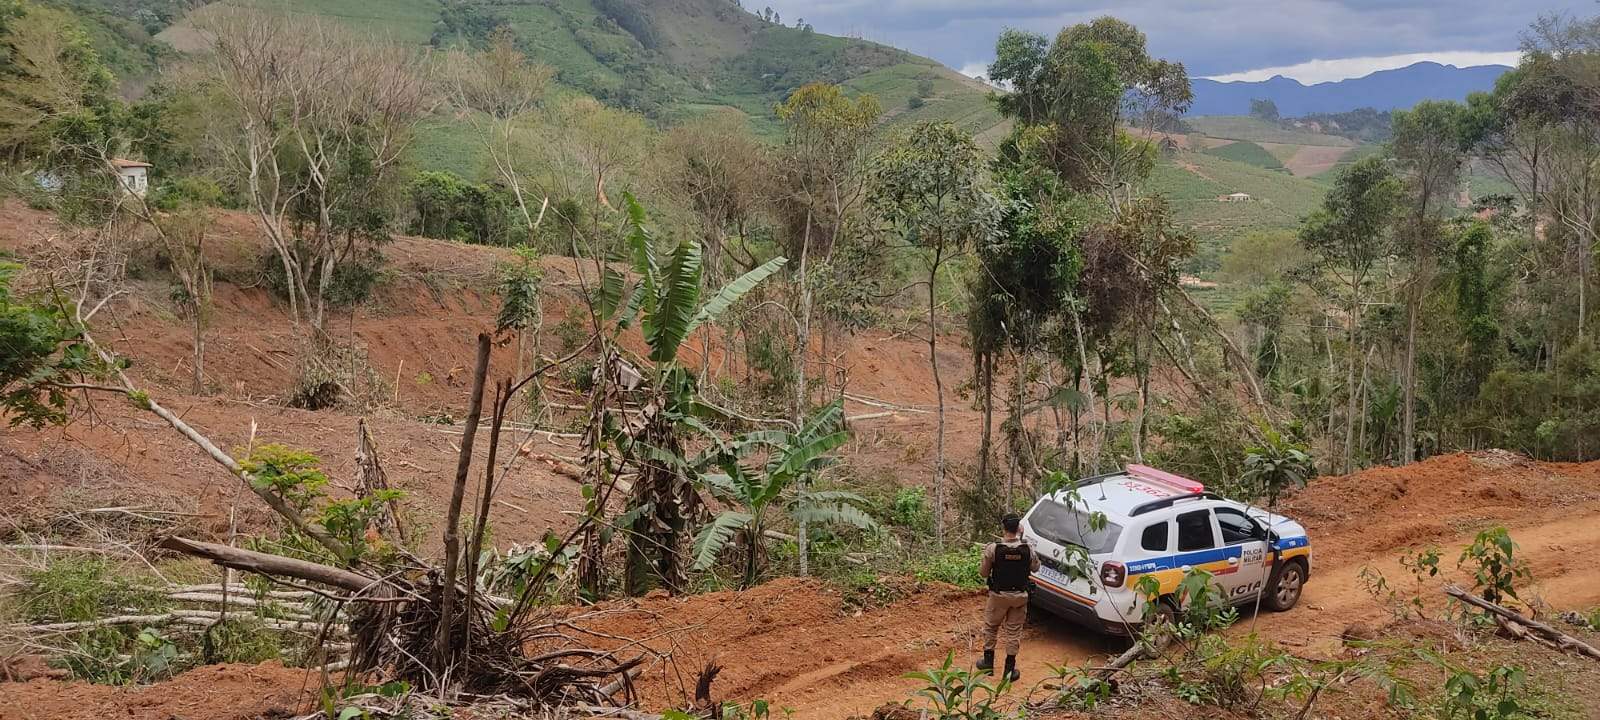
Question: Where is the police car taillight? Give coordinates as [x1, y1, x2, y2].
[1100, 561, 1126, 588]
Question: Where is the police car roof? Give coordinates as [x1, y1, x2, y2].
[1045, 467, 1210, 523]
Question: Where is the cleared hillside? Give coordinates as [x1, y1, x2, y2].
[171, 0, 1005, 145]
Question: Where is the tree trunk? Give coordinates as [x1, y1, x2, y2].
[979, 353, 993, 495]
[158, 537, 380, 594]
[794, 213, 812, 575]
[436, 333, 492, 676]
[1344, 297, 1360, 474]
[1401, 289, 1418, 464]
[191, 308, 205, 395]
[928, 249, 946, 544]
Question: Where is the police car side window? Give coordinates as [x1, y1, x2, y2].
[1176, 509, 1216, 552]
[1215, 508, 1259, 545]
[1140, 521, 1169, 552]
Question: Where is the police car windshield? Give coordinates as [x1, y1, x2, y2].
[1028, 499, 1123, 554]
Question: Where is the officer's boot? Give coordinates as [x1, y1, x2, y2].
[1002, 654, 1020, 683]
[975, 649, 994, 672]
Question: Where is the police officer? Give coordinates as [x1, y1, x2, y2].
[977, 513, 1039, 682]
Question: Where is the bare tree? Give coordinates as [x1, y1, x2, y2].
[195, 8, 436, 332]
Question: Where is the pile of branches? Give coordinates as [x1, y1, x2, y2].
[49, 326, 649, 711]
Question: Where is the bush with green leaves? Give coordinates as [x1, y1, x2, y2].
[1437, 664, 1533, 720]
[693, 401, 877, 587]
[238, 444, 406, 565]
[903, 651, 1019, 720]
[1, 259, 108, 428]
[1458, 527, 1530, 604]
[1240, 424, 1316, 507]
[910, 545, 984, 589]
[16, 556, 167, 623]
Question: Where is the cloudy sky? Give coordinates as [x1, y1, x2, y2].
[761, 1, 1591, 84]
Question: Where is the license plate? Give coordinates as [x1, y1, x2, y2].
[1036, 565, 1072, 587]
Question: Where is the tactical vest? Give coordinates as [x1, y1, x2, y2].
[988, 542, 1031, 593]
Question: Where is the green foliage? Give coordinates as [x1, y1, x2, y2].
[889, 487, 933, 532]
[693, 401, 875, 586]
[0, 260, 105, 428]
[16, 556, 166, 623]
[1458, 527, 1531, 604]
[495, 247, 544, 334]
[869, 121, 1000, 259]
[903, 651, 1019, 719]
[201, 617, 284, 665]
[910, 545, 984, 589]
[318, 491, 404, 560]
[61, 627, 181, 685]
[1436, 663, 1533, 720]
[1202, 140, 1285, 170]
[1240, 424, 1316, 506]
[241, 444, 330, 514]
[407, 171, 521, 246]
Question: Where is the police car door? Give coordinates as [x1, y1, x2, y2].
[1213, 506, 1269, 603]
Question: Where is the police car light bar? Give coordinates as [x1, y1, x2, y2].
[1126, 464, 1205, 494]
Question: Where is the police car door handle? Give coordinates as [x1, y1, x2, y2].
[1226, 557, 1239, 565]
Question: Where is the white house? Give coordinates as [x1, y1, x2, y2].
[112, 159, 152, 197]
[1218, 192, 1251, 203]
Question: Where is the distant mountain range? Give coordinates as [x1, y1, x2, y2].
[1188, 61, 1512, 116]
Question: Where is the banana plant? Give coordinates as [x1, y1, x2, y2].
[597, 194, 787, 365]
[593, 195, 788, 594]
[692, 401, 877, 587]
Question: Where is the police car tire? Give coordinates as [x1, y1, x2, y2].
[1264, 559, 1306, 612]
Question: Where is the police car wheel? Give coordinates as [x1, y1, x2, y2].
[1265, 560, 1305, 612]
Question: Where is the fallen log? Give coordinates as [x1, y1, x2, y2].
[1445, 584, 1600, 662]
[11, 609, 341, 634]
[157, 537, 381, 595]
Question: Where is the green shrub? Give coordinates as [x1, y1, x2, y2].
[148, 176, 224, 210]
[912, 545, 983, 589]
[202, 617, 284, 664]
[17, 557, 166, 623]
[889, 487, 933, 532]
[1458, 527, 1531, 604]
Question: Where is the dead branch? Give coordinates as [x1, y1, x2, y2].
[1445, 584, 1600, 661]
[157, 536, 380, 594]
[438, 332, 493, 675]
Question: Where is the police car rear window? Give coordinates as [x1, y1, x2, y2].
[1028, 499, 1123, 554]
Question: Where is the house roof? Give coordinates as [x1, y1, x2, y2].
[111, 159, 152, 169]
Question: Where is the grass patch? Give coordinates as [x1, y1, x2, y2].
[13, 556, 169, 623]
[1203, 141, 1286, 171]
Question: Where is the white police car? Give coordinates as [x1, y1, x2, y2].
[1020, 465, 1312, 635]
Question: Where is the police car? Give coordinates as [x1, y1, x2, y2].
[1020, 464, 1312, 635]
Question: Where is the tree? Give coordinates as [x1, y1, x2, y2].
[870, 121, 1000, 541]
[1299, 156, 1404, 472]
[771, 84, 880, 566]
[1389, 100, 1467, 463]
[1453, 221, 1500, 401]
[0, 3, 118, 162]
[987, 17, 1190, 215]
[195, 8, 435, 332]
[657, 109, 769, 285]
[446, 27, 555, 243]
[1249, 98, 1280, 122]
[693, 401, 875, 587]
[599, 196, 787, 594]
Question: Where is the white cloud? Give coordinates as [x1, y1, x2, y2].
[958, 62, 988, 79]
[1204, 50, 1522, 84]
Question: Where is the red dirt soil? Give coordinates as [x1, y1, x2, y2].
[7, 202, 1600, 718]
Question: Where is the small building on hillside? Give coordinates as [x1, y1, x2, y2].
[112, 159, 151, 197]
[1218, 192, 1251, 203]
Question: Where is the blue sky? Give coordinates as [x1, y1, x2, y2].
[760, 1, 1592, 83]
